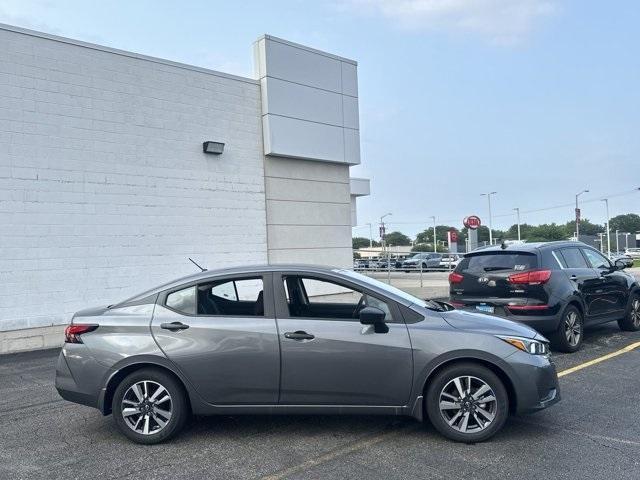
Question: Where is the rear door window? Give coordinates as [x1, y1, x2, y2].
[559, 248, 589, 268]
[458, 252, 538, 272]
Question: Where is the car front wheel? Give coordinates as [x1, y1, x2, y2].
[425, 363, 509, 443]
[112, 368, 189, 444]
[618, 294, 640, 331]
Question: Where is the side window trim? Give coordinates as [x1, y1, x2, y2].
[551, 250, 565, 269]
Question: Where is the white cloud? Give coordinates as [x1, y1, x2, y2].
[343, 0, 559, 45]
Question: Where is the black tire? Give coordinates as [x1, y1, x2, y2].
[618, 294, 640, 332]
[551, 305, 583, 353]
[112, 368, 189, 444]
[425, 363, 509, 443]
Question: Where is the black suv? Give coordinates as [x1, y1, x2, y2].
[448, 241, 640, 352]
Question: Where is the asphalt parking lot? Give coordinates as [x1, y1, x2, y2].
[1, 321, 639, 480]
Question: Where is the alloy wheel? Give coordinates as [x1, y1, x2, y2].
[564, 311, 582, 347]
[121, 380, 172, 435]
[438, 376, 497, 434]
[631, 299, 640, 328]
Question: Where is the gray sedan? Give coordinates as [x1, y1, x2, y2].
[56, 265, 560, 444]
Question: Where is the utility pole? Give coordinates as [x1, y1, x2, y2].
[513, 207, 521, 241]
[366, 223, 373, 248]
[380, 213, 391, 254]
[481, 192, 497, 245]
[575, 189, 589, 241]
[602, 199, 611, 256]
[429, 216, 437, 253]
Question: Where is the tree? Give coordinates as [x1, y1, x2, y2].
[562, 219, 604, 236]
[609, 214, 640, 234]
[352, 237, 378, 249]
[383, 231, 411, 246]
[416, 225, 459, 245]
[527, 223, 568, 242]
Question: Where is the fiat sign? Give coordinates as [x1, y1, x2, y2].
[463, 215, 481, 230]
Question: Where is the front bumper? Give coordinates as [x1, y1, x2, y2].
[506, 350, 561, 413]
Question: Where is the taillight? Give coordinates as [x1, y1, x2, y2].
[448, 272, 464, 284]
[64, 324, 98, 344]
[508, 269, 552, 285]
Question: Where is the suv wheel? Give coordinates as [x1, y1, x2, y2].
[112, 368, 188, 444]
[618, 295, 640, 331]
[425, 363, 508, 443]
[552, 305, 583, 353]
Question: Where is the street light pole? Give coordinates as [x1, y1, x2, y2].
[513, 207, 521, 241]
[429, 216, 437, 253]
[615, 229, 619, 253]
[602, 199, 611, 256]
[366, 223, 373, 248]
[481, 192, 497, 245]
[575, 189, 589, 241]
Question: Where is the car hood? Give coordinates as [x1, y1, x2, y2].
[440, 309, 545, 340]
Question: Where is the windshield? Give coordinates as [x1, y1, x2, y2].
[337, 269, 441, 310]
[458, 252, 538, 272]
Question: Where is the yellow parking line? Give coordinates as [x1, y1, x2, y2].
[558, 341, 640, 377]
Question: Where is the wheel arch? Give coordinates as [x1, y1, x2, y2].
[421, 356, 518, 414]
[99, 357, 193, 415]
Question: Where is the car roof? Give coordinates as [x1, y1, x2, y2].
[115, 264, 415, 307]
[466, 241, 595, 256]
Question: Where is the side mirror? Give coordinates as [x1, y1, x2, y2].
[359, 306, 386, 325]
[614, 259, 626, 270]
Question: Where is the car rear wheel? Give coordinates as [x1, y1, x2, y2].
[425, 363, 508, 443]
[551, 305, 583, 353]
[112, 368, 188, 444]
[618, 295, 640, 332]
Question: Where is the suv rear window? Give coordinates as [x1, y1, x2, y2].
[458, 252, 538, 272]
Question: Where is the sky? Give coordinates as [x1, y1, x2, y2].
[1, 0, 639, 237]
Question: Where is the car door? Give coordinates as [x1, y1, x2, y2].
[273, 273, 413, 406]
[580, 248, 628, 318]
[555, 247, 602, 320]
[150, 273, 280, 404]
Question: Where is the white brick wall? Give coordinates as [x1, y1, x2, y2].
[0, 26, 268, 331]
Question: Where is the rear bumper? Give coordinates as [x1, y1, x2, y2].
[54, 346, 101, 410]
[452, 301, 563, 334]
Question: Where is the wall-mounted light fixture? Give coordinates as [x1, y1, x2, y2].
[202, 141, 225, 154]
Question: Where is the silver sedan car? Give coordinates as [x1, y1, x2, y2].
[55, 265, 560, 444]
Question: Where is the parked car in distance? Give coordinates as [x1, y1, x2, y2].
[402, 253, 442, 272]
[439, 254, 464, 270]
[608, 252, 634, 269]
[624, 247, 640, 259]
[449, 241, 640, 352]
[56, 264, 560, 444]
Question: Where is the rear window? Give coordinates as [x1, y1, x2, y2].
[458, 252, 538, 272]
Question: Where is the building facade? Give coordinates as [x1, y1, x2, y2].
[0, 24, 369, 352]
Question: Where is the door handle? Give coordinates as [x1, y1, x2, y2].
[160, 321, 190, 331]
[570, 275, 578, 281]
[284, 331, 315, 340]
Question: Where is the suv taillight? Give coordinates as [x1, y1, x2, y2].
[64, 324, 98, 344]
[508, 269, 552, 285]
[449, 272, 464, 284]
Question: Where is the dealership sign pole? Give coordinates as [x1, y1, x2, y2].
[464, 216, 481, 251]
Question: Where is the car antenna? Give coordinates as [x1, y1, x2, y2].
[188, 257, 207, 272]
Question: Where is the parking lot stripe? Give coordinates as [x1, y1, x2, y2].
[557, 341, 640, 378]
[259, 424, 419, 480]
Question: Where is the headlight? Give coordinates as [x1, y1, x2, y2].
[496, 335, 549, 355]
